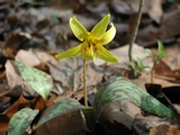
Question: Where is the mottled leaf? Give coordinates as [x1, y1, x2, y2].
[94, 77, 174, 119]
[8, 108, 39, 135]
[35, 98, 84, 130]
[15, 60, 53, 100]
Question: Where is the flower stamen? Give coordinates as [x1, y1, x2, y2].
[84, 42, 90, 52]
[92, 43, 97, 52]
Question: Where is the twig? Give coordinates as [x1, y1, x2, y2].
[128, 0, 144, 62]
[83, 59, 88, 107]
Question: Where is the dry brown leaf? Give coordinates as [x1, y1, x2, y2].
[73, 64, 103, 91]
[5, 60, 24, 89]
[159, 10, 180, 40]
[0, 96, 11, 114]
[149, 125, 180, 135]
[136, 25, 159, 47]
[4, 34, 29, 58]
[0, 85, 9, 96]
[0, 95, 36, 131]
[147, 0, 163, 19]
[134, 73, 180, 90]
[34, 94, 57, 110]
[99, 99, 142, 130]
[47, 57, 103, 93]
[15, 49, 41, 66]
[133, 115, 174, 135]
[110, 0, 163, 16]
[0, 94, 56, 131]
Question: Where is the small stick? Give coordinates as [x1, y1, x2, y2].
[83, 59, 88, 107]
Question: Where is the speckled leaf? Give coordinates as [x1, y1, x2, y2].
[15, 60, 53, 100]
[35, 98, 85, 130]
[94, 77, 174, 119]
[8, 108, 39, 135]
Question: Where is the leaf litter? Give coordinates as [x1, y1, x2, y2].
[0, 0, 180, 134]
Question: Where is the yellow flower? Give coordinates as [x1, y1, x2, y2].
[55, 14, 119, 63]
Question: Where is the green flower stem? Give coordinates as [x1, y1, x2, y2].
[151, 59, 158, 83]
[83, 59, 88, 107]
[128, 0, 144, 62]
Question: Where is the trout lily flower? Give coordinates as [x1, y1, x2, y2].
[55, 14, 119, 62]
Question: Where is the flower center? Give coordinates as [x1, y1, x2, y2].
[84, 39, 97, 52]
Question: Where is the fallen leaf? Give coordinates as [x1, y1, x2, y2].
[15, 49, 41, 66]
[108, 0, 134, 15]
[5, 60, 24, 90]
[48, 57, 103, 93]
[147, 0, 163, 19]
[136, 25, 159, 47]
[99, 99, 141, 129]
[135, 73, 180, 89]
[109, 0, 163, 18]
[149, 125, 180, 135]
[4, 34, 28, 58]
[133, 115, 174, 135]
[159, 10, 180, 40]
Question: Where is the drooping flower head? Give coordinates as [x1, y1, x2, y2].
[56, 14, 119, 63]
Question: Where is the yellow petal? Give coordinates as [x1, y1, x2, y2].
[55, 45, 82, 59]
[83, 45, 95, 61]
[90, 14, 110, 39]
[70, 17, 89, 41]
[100, 23, 116, 45]
[96, 45, 119, 63]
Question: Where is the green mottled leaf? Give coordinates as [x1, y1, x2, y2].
[8, 108, 39, 135]
[35, 98, 84, 130]
[15, 60, 53, 100]
[94, 77, 174, 119]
